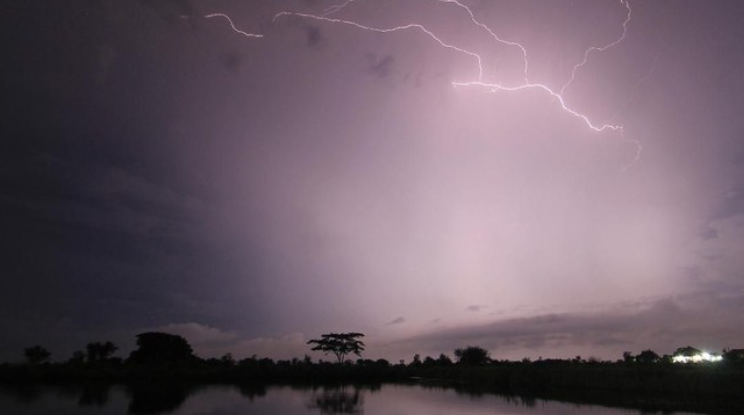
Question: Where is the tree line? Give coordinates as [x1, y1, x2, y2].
[14, 332, 744, 368]
[5, 332, 744, 413]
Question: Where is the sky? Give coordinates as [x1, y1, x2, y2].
[2, 0, 744, 363]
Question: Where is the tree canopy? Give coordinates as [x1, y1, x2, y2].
[636, 349, 661, 364]
[86, 341, 118, 363]
[454, 346, 491, 365]
[23, 345, 51, 364]
[673, 346, 701, 357]
[128, 332, 195, 364]
[307, 333, 365, 363]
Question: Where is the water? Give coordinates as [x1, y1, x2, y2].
[0, 383, 703, 415]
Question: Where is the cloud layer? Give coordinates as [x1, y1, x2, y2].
[1, 0, 744, 363]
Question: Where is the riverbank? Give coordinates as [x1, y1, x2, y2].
[414, 360, 744, 397]
[3, 359, 744, 395]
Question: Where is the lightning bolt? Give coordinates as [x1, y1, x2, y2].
[452, 81, 621, 134]
[437, 0, 640, 166]
[612, 56, 659, 123]
[272, 11, 485, 81]
[434, 0, 530, 83]
[208, 0, 646, 167]
[204, 13, 263, 39]
[321, 0, 362, 17]
[561, 0, 632, 95]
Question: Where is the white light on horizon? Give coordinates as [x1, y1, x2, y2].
[672, 351, 723, 364]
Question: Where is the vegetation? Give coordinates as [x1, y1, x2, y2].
[86, 342, 118, 363]
[723, 348, 744, 363]
[635, 349, 661, 364]
[454, 346, 491, 366]
[128, 332, 196, 365]
[307, 333, 365, 364]
[2, 332, 744, 415]
[23, 345, 51, 365]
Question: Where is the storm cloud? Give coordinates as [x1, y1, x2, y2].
[2, 1, 744, 364]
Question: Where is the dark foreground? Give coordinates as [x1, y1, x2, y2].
[2, 360, 743, 414]
[6, 382, 736, 415]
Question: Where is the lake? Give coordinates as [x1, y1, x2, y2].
[0, 383, 707, 415]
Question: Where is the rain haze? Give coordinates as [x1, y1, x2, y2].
[2, 0, 744, 363]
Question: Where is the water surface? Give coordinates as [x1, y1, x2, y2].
[0, 383, 704, 415]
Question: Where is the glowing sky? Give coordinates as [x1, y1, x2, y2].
[2, 0, 744, 363]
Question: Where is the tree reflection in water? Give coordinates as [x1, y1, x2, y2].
[236, 383, 267, 401]
[308, 385, 364, 414]
[0, 384, 44, 404]
[76, 383, 110, 407]
[127, 383, 193, 414]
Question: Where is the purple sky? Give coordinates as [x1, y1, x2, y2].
[2, 0, 744, 363]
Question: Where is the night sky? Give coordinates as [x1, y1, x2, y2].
[2, 0, 744, 363]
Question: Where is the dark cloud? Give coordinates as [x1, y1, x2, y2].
[366, 53, 395, 78]
[711, 190, 744, 221]
[220, 51, 245, 73]
[386, 317, 405, 326]
[140, 0, 193, 23]
[3, 0, 744, 364]
[687, 214, 744, 289]
[0, 153, 204, 242]
[304, 25, 324, 48]
[391, 294, 744, 360]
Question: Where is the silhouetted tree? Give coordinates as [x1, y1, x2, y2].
[307, 332, 365, 363]
[375, 358, 390, 367]
[66, 350, 86, 365]
[410, 354, 422, 366]
[23, 345, 51, 364]
[673, 346, 701, 358]
[86, 341, 118, 363]
[636, 349, 660, 364]
[622, 351, 634, 363]
[215, 353, 235, 367]
[454, 346, 490, 365]
[420, 353, 453, 366]
[128, 332, 195, 364]
[723, 348, 744, 364]
[437, 353, 453, 366]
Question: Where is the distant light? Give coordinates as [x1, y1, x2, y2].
[672, 351, 722, 363]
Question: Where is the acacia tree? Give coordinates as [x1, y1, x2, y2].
[307, 332, 365, 363]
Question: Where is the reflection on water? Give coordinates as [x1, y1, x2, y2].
[0, 382, 710, 415]
[308, 385, 364, 414]
[127, 383, 192, 414]
[0, 383, 44, 404]
[76, 383, 110, 407]
[236, 383, 267, 401]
